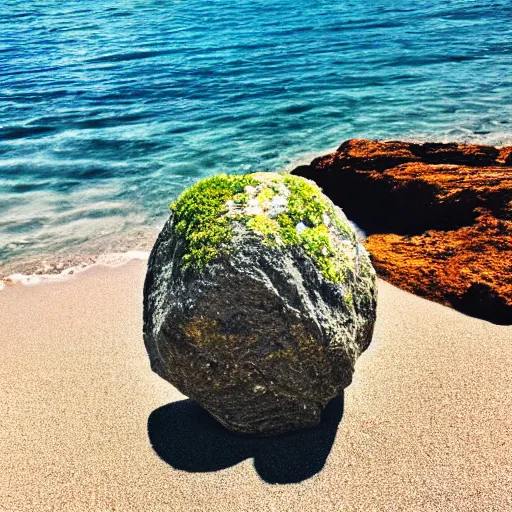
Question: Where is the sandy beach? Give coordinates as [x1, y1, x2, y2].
[1, 259, 511, 512]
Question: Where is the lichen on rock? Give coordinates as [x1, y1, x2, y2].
[144, 171, 377, 435]
[170, 172, 358, 283]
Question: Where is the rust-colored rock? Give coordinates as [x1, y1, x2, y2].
[292, 139, 512, 324]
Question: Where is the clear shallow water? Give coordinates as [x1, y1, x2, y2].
[1, 0, 511, 273]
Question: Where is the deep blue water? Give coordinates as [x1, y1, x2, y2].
[1, 0, 511, 272]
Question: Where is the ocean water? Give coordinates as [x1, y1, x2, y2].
[1, 0, 511, 275]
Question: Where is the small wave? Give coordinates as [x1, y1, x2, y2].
[0, 251, 149, 290]
[1, 125, 58, 140]
[279, 104, 315, 115]
[88, 49, 172, 64]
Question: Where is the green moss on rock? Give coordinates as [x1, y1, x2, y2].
[170, 174, 258, 268]
[170, 172, 355, 282]
[256, 186, 277, 205]
[246, 214, 281, 242]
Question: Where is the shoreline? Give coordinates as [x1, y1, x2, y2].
[3, 134, 510, 282]
[0, 249, 150, 290]
[0, 221, 366, 290]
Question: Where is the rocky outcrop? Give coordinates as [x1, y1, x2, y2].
[293, 139, 512, 325]
[143, 172, 377, 435]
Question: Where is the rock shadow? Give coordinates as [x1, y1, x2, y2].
[147, 394, 344, 484]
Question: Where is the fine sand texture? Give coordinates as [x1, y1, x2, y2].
[1, 260, 511, 511]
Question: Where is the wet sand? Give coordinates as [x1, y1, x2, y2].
[1, 260, 511, 511]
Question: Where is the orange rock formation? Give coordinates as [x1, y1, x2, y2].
[292, 139, 512, 324]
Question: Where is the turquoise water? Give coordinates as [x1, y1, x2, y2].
[1, 0, 511, 272]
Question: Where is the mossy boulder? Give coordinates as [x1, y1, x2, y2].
[143, 172, 377, 435]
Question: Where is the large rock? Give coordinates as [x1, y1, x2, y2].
[293, 139, 512, 325]
[143, 172, 377, 435]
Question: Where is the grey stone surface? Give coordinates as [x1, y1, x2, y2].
[143, 175, 377, 435]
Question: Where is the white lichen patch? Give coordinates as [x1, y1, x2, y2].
[296, 221, 307, 235]
[225, 172, 291, 224]
[246, 199, 263, 215]
[268, 195, 288, 217]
